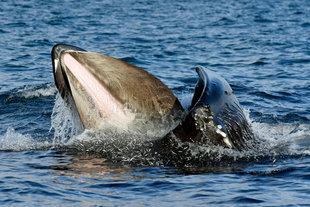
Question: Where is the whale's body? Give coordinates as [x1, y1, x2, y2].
[52, 44, 254, 151]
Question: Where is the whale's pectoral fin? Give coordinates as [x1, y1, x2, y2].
[172, 66, 255, 151]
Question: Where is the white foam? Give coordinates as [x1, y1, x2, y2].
[245, 108, 310, 156]
[0, 127, 51, 151]
[8, 83, 57, 99]
[48, 91, 310, 163]
[171, 107, 310, 161]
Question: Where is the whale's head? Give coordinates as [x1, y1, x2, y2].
[52, 44, 184, 133]
[52, 44, 255, 151]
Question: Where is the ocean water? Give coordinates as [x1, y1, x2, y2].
[1, 0, 310, 206]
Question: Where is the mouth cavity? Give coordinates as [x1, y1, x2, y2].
[52, 44, 131, 127]
[52, 44, 86, 98]
[62, 53, 128, 122]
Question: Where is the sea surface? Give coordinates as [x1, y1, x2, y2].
[1, 0, 310, 206]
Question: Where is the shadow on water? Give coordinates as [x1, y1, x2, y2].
[49, 151, 135, 180]
[42, 148, 309, 180]
[45, 150, 257, 179]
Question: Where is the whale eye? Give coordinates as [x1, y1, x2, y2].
[225, 91, 228, 95]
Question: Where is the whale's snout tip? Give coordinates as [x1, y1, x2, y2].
[52, 44, 86, 61]
[51, 44, 86, 99]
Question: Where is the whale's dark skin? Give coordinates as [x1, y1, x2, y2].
[171, 67, 254, 151]
[52, 44, 254, 151]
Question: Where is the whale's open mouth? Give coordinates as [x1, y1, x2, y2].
[52, 45, 130, 128]
[52, 44, 183, 131]
[52, 44, 85, 99]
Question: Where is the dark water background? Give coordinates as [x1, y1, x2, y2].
[1, 0, 310, 206]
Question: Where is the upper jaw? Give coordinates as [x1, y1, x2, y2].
[52, 44, 86, 58]
[52, 44, 87, 70]
[51, 44, 86, 98]
[52, 44, 86, 73]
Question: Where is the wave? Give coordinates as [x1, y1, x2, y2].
[12, 83, 57, 98]
[47, 119, 310, 168]
[48, 94, 310, 166]
[0, 127, 51, 151]
[1, 90, 309, 167]
[251, 121, 310, 156]
[3, 83, 57, 101]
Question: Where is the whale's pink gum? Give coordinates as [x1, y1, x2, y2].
[63, 53, 130, 125]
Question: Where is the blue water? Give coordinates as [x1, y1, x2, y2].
[1, 0, 310, 206]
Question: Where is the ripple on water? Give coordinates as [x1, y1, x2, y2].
[0, 0, 310, 206]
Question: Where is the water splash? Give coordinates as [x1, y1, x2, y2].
[49, 93, 83, 146]
[1, 87, 309, 165]
[46, 91, 310, 166]
[7, 83, 57, 99]
[178, 92, 193, 112]
[49, 92, 165, 165]
[0, 127, 51, 151]
[251, 121, 310, 156]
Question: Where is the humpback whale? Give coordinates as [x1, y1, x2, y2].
[52, 44, 254, 151]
